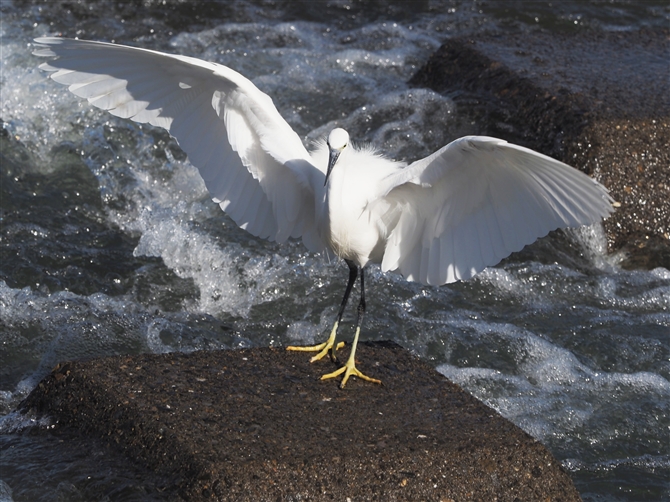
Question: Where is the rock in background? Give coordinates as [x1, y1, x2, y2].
[410, 29, 670, 270]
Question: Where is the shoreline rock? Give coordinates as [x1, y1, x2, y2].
[18, 342, 580, 501]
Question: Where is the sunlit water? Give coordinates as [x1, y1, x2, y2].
[1, 1, 669, 500]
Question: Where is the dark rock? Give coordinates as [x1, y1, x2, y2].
[18, 342, 580, 501]
[410, 29, 670, 270]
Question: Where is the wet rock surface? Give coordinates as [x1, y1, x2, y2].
[18, 342, 580, 501]
[410, 29, 670, 270]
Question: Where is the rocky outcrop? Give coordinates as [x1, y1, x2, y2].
[19, 342, 580, 501]
[410, 29, 670, 270]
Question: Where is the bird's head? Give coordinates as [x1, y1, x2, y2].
[325, 128, 349, 186]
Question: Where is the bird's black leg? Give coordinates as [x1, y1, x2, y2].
[328, 259, 359, 361]
[355, 265, 366, 338]
[286, 259, 358, 363]
[320, 266, 381, 388]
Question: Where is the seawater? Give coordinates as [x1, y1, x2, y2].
[1, 1, 668, 500]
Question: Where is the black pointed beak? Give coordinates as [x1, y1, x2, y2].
[325, 148, 340, 186]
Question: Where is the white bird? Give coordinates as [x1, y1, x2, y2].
[33, 37, 613, 388]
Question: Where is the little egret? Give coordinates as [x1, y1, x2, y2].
[33, 38, 613, 388]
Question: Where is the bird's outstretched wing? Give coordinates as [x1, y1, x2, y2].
[375, 136, 613, 285]
[33, 37, 325, 252]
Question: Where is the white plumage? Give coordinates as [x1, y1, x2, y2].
[33, 37, 613, 387]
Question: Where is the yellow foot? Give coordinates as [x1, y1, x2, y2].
[321, 358, 382, 389]
[286, 322, 345, 362]
[286, 340, 345, 362]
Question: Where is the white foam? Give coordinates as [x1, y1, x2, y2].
[437, 322, 670, 452]
[0, 411, 53, 434]
[563, 453, 670, 473]
[0, 281, 144, 355]
[0, 281, 163, 412]
[474, 253, 670, 317]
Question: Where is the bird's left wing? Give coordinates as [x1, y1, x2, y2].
[374, 136, 613, 285]
[33, 37, 326, 252]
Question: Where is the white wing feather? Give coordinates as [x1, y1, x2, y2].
[377, 136, 613, 285]
[33, 37, 325, 251]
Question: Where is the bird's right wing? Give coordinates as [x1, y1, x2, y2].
[33, 37, 326, 252]
[375, 136, 613, 285]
